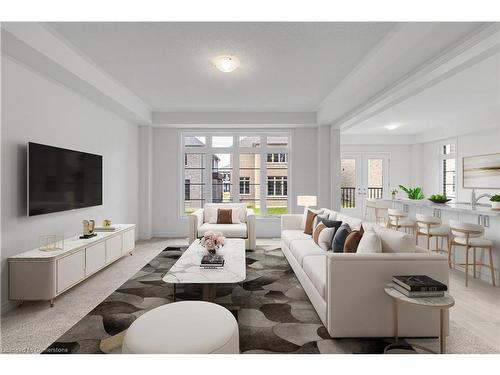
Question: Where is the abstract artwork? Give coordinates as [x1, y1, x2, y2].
[463, 153, 500, 189]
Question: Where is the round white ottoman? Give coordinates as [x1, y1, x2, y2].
[122, 301, 239, 354]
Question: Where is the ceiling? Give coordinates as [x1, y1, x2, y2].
[47, 22, 397, 111]
[343, 51, 500, 136]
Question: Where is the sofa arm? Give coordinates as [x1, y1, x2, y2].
[246, 209, 256, 250]
[281, 214, 304, 231]
[324, 252, 449, 338]
[189, 209, 204, 243]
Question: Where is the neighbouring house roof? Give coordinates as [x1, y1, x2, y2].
[184, 136, 206, 147]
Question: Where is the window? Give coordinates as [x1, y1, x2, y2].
[183, 153, 205, 214]
[182, 134, 289, 217]
[440, 142, 456, 198]
[239, 177, 250, 194]
[267, 153, 287, 163]
[184, 179, 191, 200]
[267, 177, 287, 196]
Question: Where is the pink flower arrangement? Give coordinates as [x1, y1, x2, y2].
[200, 231, 226, 253]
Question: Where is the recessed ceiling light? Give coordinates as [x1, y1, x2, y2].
[384, 123, 401, 130]
[213, 55, 240, 73]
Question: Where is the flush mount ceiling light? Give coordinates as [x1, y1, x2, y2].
[384, 123, 401, 130]
[213, 55, 240, 73]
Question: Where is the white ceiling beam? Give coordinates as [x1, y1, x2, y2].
[320, 23, 499, 130]
[1, 22, 152, 125]
[152, 111, 317, 127]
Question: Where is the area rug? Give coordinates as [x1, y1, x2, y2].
[43, 245, 494, 354]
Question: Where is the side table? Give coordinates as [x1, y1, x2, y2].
[384, 283, 455, 354]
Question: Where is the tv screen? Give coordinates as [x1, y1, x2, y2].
[28, 142, 103, 216]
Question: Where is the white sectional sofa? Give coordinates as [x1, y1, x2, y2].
[281, 209, 450, 338]
[189, 203, 256, 250]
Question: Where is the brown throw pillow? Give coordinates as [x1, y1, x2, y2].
[344, 230, 363, 253]
[313, 223, 326, 245]
[217, 208, 233, 224]
[304, 209, 317, 235]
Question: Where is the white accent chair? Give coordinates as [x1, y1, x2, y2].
[189, 203, 256, 250]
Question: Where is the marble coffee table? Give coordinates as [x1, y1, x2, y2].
[162, 239, 246, 302]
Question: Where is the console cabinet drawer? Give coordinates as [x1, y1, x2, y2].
[85, 242, 106, 276]
[57, 250, 85, 293]
[122, 229, 135, 255]
[106, 235, 122, 263]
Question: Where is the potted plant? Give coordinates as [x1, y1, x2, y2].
[390, 188, 398, 200]
[490, 194, 500, 210]
[398, 185, 425, 200]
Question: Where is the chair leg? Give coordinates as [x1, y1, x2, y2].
[487, 247, 496, 287]
[473, 247, 477, 278]
[447, 236, 452, 268]
[426, 233, 430, 250]
[465, 245, 469, 287]
[435, 236, 439, 252]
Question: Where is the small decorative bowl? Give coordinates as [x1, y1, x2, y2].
[428, 198, 451, 204]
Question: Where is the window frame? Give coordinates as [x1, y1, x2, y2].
[438, 140, 457, 199]
[180, 131, 291, 218]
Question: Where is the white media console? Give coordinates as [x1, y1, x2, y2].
[8, 224, 136, 307]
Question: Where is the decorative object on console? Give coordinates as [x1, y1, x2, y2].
[332, 222, 351, 252]
[463, 152, 500, 189]
[79, 219, 97, 239]
[103, 219, 112, 227]
[39, 235, 64, 252]
[200, 231, 226, 254]
[428, 194, 451, 204]
[398, 185, 424, 200]
[490, 194, 500, 210]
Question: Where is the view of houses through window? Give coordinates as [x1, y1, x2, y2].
[183, 134, 289, 216]
[441, 143, 456, 198]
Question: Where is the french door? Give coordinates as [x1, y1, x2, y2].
[340, 153, 390, 219]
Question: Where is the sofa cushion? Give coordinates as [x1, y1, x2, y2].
[289, 240, 325, 266]
[303, 256, 326, 298]
[198, 223, 247, 238]
[357, 228, 382, 253]
[373, 226, 415, 253]
[282, 230, 311, 248]
[204, 203, 247, 223]
[217, 208, 233, 224]
[332, 223, 351, 253]
[344, 230, 363, 253]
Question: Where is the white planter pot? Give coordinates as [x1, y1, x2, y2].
[491, 201, 500, 210]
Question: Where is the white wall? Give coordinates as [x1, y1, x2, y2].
[420, 127, 500, 202]
[151, 127, 318, 238]
[1, 57, 139, 308]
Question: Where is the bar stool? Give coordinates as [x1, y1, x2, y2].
[364, 198, 389, 224]
[415, 214, 451, 266]
[387, 208, 415, 234]
[449, 220, 496, 287]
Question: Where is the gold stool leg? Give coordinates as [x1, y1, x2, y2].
[465, 245, 469, 287]
[488, 246, 496, 287]
[473, 247, 477, 278]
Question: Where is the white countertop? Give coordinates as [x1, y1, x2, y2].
[383, 198, 500, 216]
[9, 224, 135, 260]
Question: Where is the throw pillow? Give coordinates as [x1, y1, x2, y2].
[313, 223, 326, 245]
[332, 223, 351, 253]
[312, 213, 329, 230]
[318, 226, 336, 251]
[206, 207, 218, 224]
[343, 230, 363, 253]
[317, 217, 342, 232]
[216, 208, 233, 224]
[373, 226, 415, 253]
[304, 209, 320, 235]
[231, 207, 242, 224]
[356, 228, 382, 253]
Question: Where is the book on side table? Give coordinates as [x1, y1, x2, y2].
[392, 275, 447, 298]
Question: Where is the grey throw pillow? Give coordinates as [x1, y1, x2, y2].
[318, 218, 342, 232]
[332, 223, 351, 253]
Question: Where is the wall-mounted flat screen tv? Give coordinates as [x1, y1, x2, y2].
[28, 142, 103, 216]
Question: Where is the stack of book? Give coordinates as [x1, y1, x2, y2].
[200, 254, 225, 269]
[392, 275, 447, 297]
